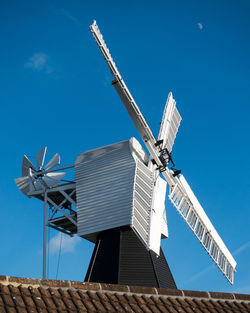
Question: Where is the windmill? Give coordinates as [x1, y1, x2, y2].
[15, 20, 236, 288]
[89, 20, 237, 285]
[15, 148, 66, 195]
[15, 148, 76, 279]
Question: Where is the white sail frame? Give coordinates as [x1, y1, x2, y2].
[157, 92, 182, 153]
[90, 20, 237, 284]
[168, 175, 236, 284]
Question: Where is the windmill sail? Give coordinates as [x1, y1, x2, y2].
[15, 176, 31, 196]
[90, 21, 155, 147]
[90, 20, 237, 284]
[44, 153, 60, 171]
[90, 21, 173, 184]
[22, 155, 36, 177]
[158, 93, 182, 153]
[168, 174, 236, 284]
[36, 147, 47, 170]
[15, 148, 65, 197]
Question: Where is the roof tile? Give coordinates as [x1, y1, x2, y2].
[176, 298, 196, 313]
[223, 300, 240, 312]
[78, 291, 98, 312]
[71, 281, 100, 291]
[86, 291, 109, 312]
[1, 293, 15, 309]
[17, 286, 30, 298]
[201, 299, 219, 313]
[133, 294, 147, 305]
[98, 293, 119, 312]
[47, 288, 67, 311]
[0, 285, 10, 295]
[106, 293, 128, 312]
[95, 291, 109, 303]
[173, 298, 198, 313]
[124, 294, 138, 305]
[58, 289, 77, 311]
[233, 301, 249, 312]
[182, 298, 205, 313]
[101, 283, 128, 293]
[40, 279, 69, 289]
[11, 294, 26, 310]
[136, 296, 158, 313]
[0, 276, 250, 313]
[86, 290, 100, 301]
[218, 299, 235, 311]
[192, 298, 208, 309]
[157, 288, 183, 297]
[159, 297, 179, 313]
[146, 298, 165, 313]
[0, 294, 5, 307]
[9, 277, 39, 287]
[5, 307, 17, 313]
[168, 297, 181, 306]
[8, 285, 21, 296]
[37, 287, 57, 310]
[29, 288, 47, 310]
[68, 289, 87, 312]
[113, 294, 135, 313]
[20, 294, 37, 310]
[129, 302, 144, 313]
[234, 293, 250, 301]
[183, 290, 209, 299]
[91, 299, 107, 312]
[137, 303, 153, 313]
[209, 291, 235, 300]
[129, 286, 157, 295]
[241, 301, 250, 311]
[152, 302, 169, 313]
[16, 307, 29, 313]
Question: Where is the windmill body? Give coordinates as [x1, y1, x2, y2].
[75, 138, 167, 255]
[15, 20, 237, 286]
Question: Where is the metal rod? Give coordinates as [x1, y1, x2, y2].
[33, 164, 75, 176]
[43, 191, 47, 279]
[47, 224, 73, 236]
[28, 182, 76, 196]
[47, 196, 77, 226]
[45, 164, 74, 173]
[59, 190, 76, 207]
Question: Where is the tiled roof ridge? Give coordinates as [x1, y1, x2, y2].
[0, 275, 249, 303]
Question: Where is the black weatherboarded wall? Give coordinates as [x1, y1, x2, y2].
[85, 227, 177, 289]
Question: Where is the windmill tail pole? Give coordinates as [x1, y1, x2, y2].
[43, 191, 47, 279]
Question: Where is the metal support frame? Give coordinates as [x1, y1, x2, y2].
[47, 196, 77, 227]
[43, 191, 47, 279]
[39, 182, 77, 279]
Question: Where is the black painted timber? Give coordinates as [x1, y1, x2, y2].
[85, 227, 177, 288]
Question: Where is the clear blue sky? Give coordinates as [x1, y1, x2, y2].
[0, 0, 249, 293]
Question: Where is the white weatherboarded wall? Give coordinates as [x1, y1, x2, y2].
[75, 138, 150, 242]
[75, 138, 167, 255]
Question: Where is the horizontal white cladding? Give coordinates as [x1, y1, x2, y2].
[75, 138, 154, 249]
